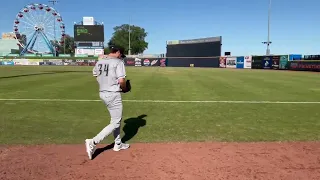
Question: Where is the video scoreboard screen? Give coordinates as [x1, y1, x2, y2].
[74, 25, 104, 42]
[166, 36, 222, 57]
[166, 41, 221, 57]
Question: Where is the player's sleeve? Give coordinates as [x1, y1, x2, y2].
[92, 63, 98, 77]
[116, 60, 126, 79]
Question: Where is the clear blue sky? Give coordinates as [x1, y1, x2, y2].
[0, 0, 319, 56]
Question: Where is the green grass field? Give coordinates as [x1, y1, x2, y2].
[0, 66, 319, 145]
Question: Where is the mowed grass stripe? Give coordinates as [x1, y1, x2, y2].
[0, 101, 319, 144]
[0, 66, 319, 101]
[0, 98, 320, 103]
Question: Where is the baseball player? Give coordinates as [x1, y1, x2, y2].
[85, 45, 131, 160]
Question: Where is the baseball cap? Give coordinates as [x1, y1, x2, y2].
[109, 45, 126, 58]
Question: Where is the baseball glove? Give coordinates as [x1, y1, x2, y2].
[122, 80, 131, 93]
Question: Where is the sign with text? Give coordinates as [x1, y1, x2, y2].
[262, 56, 272, 69]
[236, 56, 244, 68]
[124, 58, 161, 67]
[252, 56, 263, 69]
[226, 57, 236, 68]
[244, 56, 252, 69]
[279, 55, 289, 69]
[219, 56, 226, 68]
[289, 61, 320, 72]
[271, 56, 280, 69]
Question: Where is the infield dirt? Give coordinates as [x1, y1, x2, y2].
[1, 141, 320, 180]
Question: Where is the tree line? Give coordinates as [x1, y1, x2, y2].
[54, 24, 148, 56]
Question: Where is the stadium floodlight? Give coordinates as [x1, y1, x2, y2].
[262, 0, 272, 55]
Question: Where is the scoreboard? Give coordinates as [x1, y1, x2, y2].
[166, 36, 222, 57]
[74, 25, 104, 42]
[73, 24, 105, 57]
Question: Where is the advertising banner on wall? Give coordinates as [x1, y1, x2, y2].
[134, 58, 142, 66]
[88, 60, 96, 66]
[74, 59, 88, 66]
[279, 55, 289, 69]
[271, 56, 280, 69]
[27, 59, 42, 65]
[244, 56, 252, 69]
[226, 57, 236, 68]
[50, 59, 64, 66]
[219, 56, 226, 68]
[289, 54, 302, 61]
[160, 58, 166, 67]
[1, 60, 14, 66]
[143, 59, 150, 66]
[236, 56, 244, 68]
[151, 59, 160, 66]
[289, 61, 320, 72]
[124, 58, 161, 66]
[252, 56, 263, 69]
[124, 59, 135, 66]
[262, 56, 272, 69]
[13, 59, 29, 65]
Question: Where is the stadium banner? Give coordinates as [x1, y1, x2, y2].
[289, 54, 302, 61]
[0, 60, 14, 66]
[45, 59, 64, 66]
[271, 56, 280, 70]
[279, 55, 289, 69]
[236, 56, 244, 68]
[219, 56, 226, 68]
[160, 58, 167, 67]
[124, 58, 135, 66]
[124, 58, 161, 67]
[74, 59, 89, 66]
[262, 56, 272, 69]
[134, 58, 142, 66]
[226, 56, 236, 68]
[244, 56, 252, 69]
[13, 59, 29, 65]
[27, 59, 43, 65]
[88, 59, 96, 66]
[251, 56, 263, 69]
[289, 60, 320, 72]
[62, 59, 78, 66]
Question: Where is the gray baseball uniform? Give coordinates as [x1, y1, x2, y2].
[92, 56, 126, 145]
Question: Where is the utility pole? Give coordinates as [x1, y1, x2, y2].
[49, 0, 59, 55]
[262, 0, 272, 55]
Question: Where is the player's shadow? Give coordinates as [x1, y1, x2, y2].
[92, 114, 147, 159]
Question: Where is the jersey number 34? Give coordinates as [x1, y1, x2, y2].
[98, 64, 109, 76]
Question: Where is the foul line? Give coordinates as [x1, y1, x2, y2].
[0, 98, 319, 104]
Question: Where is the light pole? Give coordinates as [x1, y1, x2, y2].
[128, 17, 131, 55]
[262, 0, 272, 55]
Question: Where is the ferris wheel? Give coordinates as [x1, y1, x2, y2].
[13, 3, 65, 56]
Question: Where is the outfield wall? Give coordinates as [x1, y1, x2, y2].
[1, 55, 319, 72]
[0, 58, 167, 67]
[166, 57, 219, 67]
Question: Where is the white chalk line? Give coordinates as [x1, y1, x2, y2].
[0, 98, 319, 104]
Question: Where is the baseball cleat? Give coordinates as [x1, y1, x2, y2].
[113, 143, 130, 152]
[85, 139, 96, 160]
